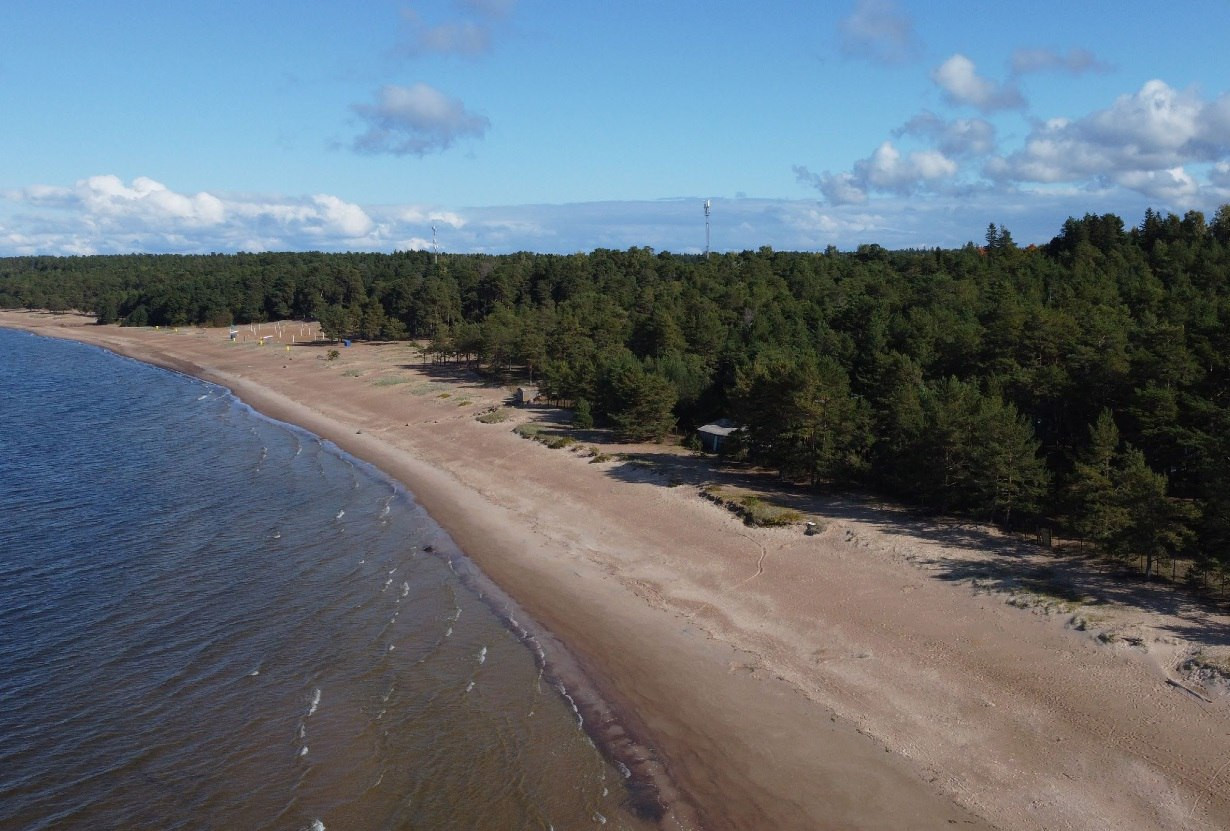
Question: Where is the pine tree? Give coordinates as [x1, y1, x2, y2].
[1067, 410, 1128, 546]
[1110, 448, 1197, 578]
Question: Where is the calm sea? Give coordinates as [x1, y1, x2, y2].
[0, 328, 651, 831]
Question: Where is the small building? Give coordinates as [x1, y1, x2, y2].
[514, 385, 540, 406]
[697, 419, 739, 453]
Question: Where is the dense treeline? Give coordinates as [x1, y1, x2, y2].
[5, 205, 1230, 580]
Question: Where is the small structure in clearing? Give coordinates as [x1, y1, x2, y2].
[697, 419, 739, 453]
[514, 385, 540, 406]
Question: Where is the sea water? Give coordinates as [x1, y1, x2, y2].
[0, 328, 650, 830]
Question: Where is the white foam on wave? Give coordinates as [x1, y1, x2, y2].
[335, 510, 345, 520]
[388, 644, 395, 652]
[307, 688, 321, 717]
[400, 581, 409, 598]
[444, 626, 453, 637]
[477, 646, 487, 664]
[381, 578, 392, 592]
[465, 680, 475, 693]
[556, 682, 584, 729]
[300, 745, 309, 757]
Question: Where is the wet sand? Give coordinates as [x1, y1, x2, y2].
[7, 310, 1230, 831]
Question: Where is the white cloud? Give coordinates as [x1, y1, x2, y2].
[1113, 167, 1199, 202]
[795, 140, 958, 205]
[794, 166, 868, 206]
[394, 206, 467, 229]
[989, 80, 1230, 202]
[0, 176, 383, 254]
[895, 111, 996, 157]
[0, 172, 1221, 260]
[1, 178, 1057, 256]
[838, 0, 919, 65]
[73, 175, 226, 227]
[860, 142, 957, 191]
[1010, 47, 1110, 76]
[1211, 161, 1230, 189]
[309, 194, 375, 237]
[351, 83, 489, 156]
[932, 54, 1025, 112]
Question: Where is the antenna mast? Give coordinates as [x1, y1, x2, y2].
[704, 199, 711, 259]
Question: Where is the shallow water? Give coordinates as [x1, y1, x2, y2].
[0, 327, 651, 830]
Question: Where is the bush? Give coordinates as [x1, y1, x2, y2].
[476, 408, 511, 424]
[573, 398, 594, 429]
[701, 486, 802, 527]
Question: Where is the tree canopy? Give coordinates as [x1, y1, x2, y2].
[5, 206, 1230, 577]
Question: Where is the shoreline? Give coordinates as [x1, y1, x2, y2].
[8, 310, 1230, 831]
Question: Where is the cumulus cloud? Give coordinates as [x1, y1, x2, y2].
[895, 111, 996, 157]
[0, 176, 385, 254]
[351, 83, 489, 156]
[989, 80, 1230, 201]
[0, 178, 1179, 256]
[932, 54, 1025, 112]
[1113, 168, 1200, 202]
[1211, 161, 1230, 189]
[838, 0, 919, 65]
[794, 166, 868, 205]
[795, 141, 957, 205]
[1010, 47, 1111, 76]
[860, 142, 958, 190]
[74, 175, 227, 226]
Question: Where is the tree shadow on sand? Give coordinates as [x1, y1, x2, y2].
[595, 448, 1230, 650]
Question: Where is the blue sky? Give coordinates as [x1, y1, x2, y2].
[2, 0, 1229, 255]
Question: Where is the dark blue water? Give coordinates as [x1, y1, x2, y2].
[0, 328, 649, 831]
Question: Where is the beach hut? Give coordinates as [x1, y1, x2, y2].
[514, 385, 540, 406]
[697, 419, 739, 453]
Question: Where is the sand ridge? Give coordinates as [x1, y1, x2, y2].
[7, 310, 1230, 831]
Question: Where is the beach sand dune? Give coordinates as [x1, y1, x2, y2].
[7, 310, 1230, 831]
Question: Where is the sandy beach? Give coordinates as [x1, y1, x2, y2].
[7, 309, 1230, 831]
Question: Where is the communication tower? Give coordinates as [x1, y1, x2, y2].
[704, 199, 711, 259]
